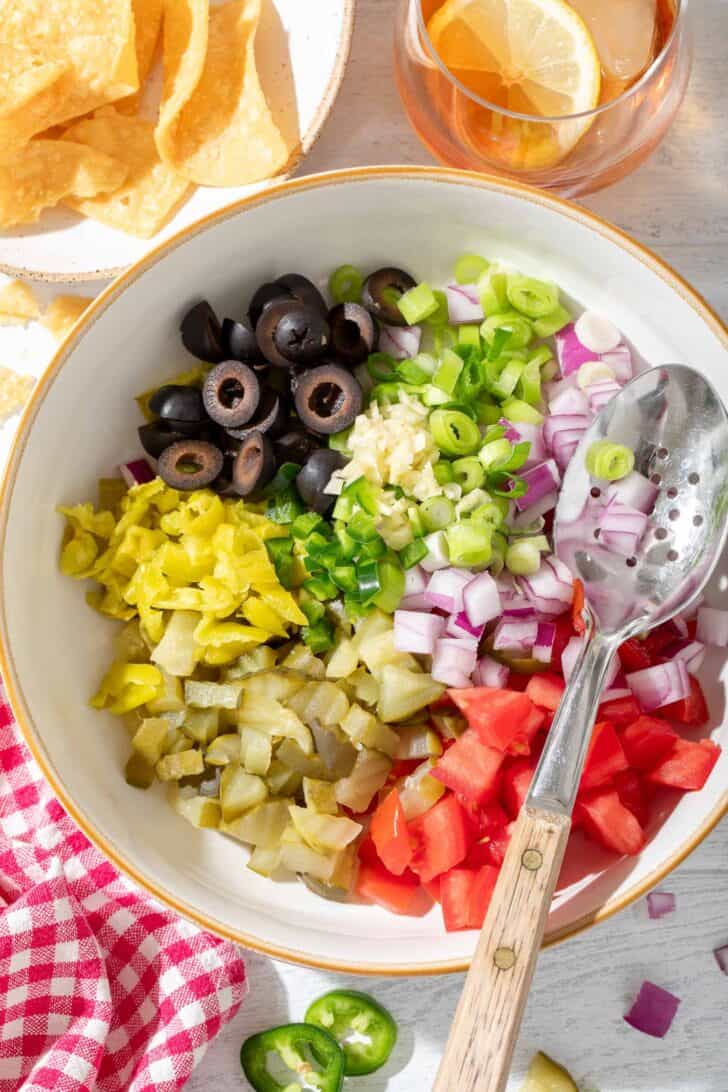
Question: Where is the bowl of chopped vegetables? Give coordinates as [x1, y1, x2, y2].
[1, 166, 726, 975]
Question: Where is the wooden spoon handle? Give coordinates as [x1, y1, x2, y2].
[433, 806, 571, 1092]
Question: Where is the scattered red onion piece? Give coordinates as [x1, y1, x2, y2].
[400, 564, 430, 610]
[696, 606, 728, 648]
[493, 618, 538, 655]
[588, 381, 623, 412]
[606, 470, 658, 514]
[473, 655, 509, 688]
[446, 610, 485, 641]
[463, 571, 502, 627]
[515, 459, 561, 513]
[543, 413, 591, 451]
[552, 427, 588, 472]
[668, 639, 706, 676]
[556, 323, 595, 377]
[624, 981, 680, 1038]
[533, 621, 556, 663]
[646, 891, 676, 919]
[378, 323, 421, 360]
[393, 610, 445, 655]
[575, 311, 621, 354]
[120, 459, 155, 487]
[714, 945, 728, 975]
[518, 556, 573, 615]
[431, 637, 477, 687]
[601, 345, 633, 383]
[561, 636, 584, 681]
[445, 283, 484, 324]
[425, 568, 472, 614]
[626, 660, 690, 711]
[548, 386, 590, 417]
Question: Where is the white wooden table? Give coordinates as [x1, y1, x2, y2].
[188, 2, 728, 1089]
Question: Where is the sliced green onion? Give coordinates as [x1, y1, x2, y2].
[479, 271, 508, 316]
[516, 358, 541, 406]
[527, 345, 553, 369]
[532, 304, 571, 339]
[455, 252, 490, 284]
[433, 325, 456, 355]
[500, 397, 544, 425]
[457, 324, 481, 348]
[328, 426, 352, 455]
[505, 539, 541, 575]
[489, 530, 507, 575]
[372, 560, 405, 613]
[518, 533, 550, 552]
[476, 400, 502, 426]
[329, 264, 364, 304]
[481, 311, 533, 350]
[422, 384, 452, 407]
[397, 282, 439, 325]
[433, 461, 454, 485]
[407, 504, 427, 537]
[430, 408, 481, 456]
[366, 352, 397, 381]
[491, 357, 525, 400]
[397, 358, 431, 385]
[586, 440, 635, 481]
[452, 456, 486, 494]
[486, 326, 512, 362]
[488, 471, 527, 498]
[399, 539, 428, 569]
[502, 440, 531, 472]
[506, 274, 559, 318]
[478, 438, 513, 472]
[369, 381, 404, 405]
[424, 290, 449, 327]
[454, 350, 487, 401]
[541, 358, 560, 381]
[420, 495, 456, 533]
[483, 424, 507, 443]
[411, 352, 438, 376]
[433, 348, 464, 394]
[471, 499, 508, 527]
[446, 521, 493, 566]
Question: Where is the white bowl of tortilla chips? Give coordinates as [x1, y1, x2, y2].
[0, 0, 354, 280]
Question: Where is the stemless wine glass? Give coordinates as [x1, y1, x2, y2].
[394, 0, 692, 196]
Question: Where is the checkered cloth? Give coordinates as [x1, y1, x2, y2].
[0, 684, 247, 1091]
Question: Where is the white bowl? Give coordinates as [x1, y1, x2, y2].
[1, 168, 726, 975]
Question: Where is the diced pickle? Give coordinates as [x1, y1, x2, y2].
[303, 778, 338, 814]
[288, 681, 349, 728]
[276, 739, 333, 781]
[289, 805, 362, 852]
[184, 679, 245, 709]
[240, 726, 272, 776]
[131, 717, 170, 766]
[520, 1052, 578, 1092]
[325, 639, 358, 679]
[376, 665, 445, 722]
[156, 749, 204, 781]
[152, 611, 199, 677]
[114, 619, 150, 663]
[430, 712, 467, 739]
[241, 670, 305, 704]
[398, 759, 445, 820]
[348, 669, 380, 707]
[329, 842, 359, 893]
[281, 644, 326, 678]
[247, 845, 283, 876]
[170, 786, 221, 829]
[334, 749, 392, 813]
[222, 799, 290, 847]
[219, 764, 267, 821]
[280, 841, 336, 883]
[125, 752, 155, 789]
[146, 669, 185, 714]
[265, 759, 303, 797]
[168, 733, 194, 755]
[340, 704, 399, 757]
[183, 708, 219, 745]
[359, 629, 419, 677]
[238, 694, 313, 754]
[225, 645, 278, 679]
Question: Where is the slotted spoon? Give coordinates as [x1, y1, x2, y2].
[434, 364, 728, 1092]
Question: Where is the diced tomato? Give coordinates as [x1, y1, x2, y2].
[613, 769, 649, 828]
[661, 677, 710, 727]
[506, 672, 530, 692]
[577, 789, 645, 856]
[571, 578, 586, 636]
[620, 716, 677, 771]
[356, 861, 430, 915]
[440, 864, 500, 931]
[598, 694, 642, 727]
[370, 788, 413, 876]
[388, 759, 422, 781]
[618, 638, 652, 673]
[462, 840, 497, 869]
[686, 617, 698, 640]
[500, 756, 536, 820]
[408, 794, 472, 882]
[448, 687, 536, 753]
[486, 825, 511, 865]
[580, 721, 629, 792]
[643, 621, 683, 660]
[551, 614, 576, 668]
[423, 877, 441, 903]
[431, 730, 504, 806]
[526, 672, 565, 712]
[647, 738, 721, 791]
[460, 799, 509, 842]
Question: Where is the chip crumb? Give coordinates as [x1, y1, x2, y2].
[41, 295, 93, 341]
[0, 280, 41, 324]
[0, 367, 35, 421]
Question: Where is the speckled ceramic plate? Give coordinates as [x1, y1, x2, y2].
[0, 0, 354, 282]
[1, 168, 726, 975]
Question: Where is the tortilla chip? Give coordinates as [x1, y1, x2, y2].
[0, 367, 35, 422]
[62, 109, 191, 237]
[156, 0, 291, 186]
[41, 295, 93, 341]
[0, 0, 138, 144]
[0, 140, 127, 227]
[0, 281, 41, 325]
[116, 0, 164, 116]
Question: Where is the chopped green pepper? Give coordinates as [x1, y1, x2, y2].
[329, 264, 363, 304]
[240, 1023, 345, 1092]
[302, 620, 336, 654]
[305, 990, 398, 1077]
[399, 538, 428, 569]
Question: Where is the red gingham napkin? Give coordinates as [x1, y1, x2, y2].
[0, 684, 247, 1092]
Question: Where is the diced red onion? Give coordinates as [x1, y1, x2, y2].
[588, 381, 622, 413]
[696, 606, 728, 648]
[552, 427, 588, 471]
[543, 413, 591, 451]
[543, 376, 576, 403]
[509, 492, 557, 529]
[120, 459, 155, 487]
[533, 622, 556, 663]
[575, 311, 621, 354]
[548, 386, 590, 417]
[556, 323, 595, 377]
[714, 945, 728, 975]
[447, 610, 485, 641]
[519, 557, 573, 615]
[515, 459, 561, 513]
[425, 567, 472, 613]
[600, 529, 642, 557]
[431, 637, 478, 687]
[400, 564, 430, 610]
[599, 502, 648, 556]
[495, 572, 519, 602]
[601, 685, 632, 702]
[473, 655, 509, 688]
[420, 530, 450, 572]
[379, 323, 421, 360]
[667, 639, 705, 676]
[606, 471, 658, 514]
[393, 610, 445, 655]
[493, 618, 538, 654]
[624, 981, 680, 1038]
[672, 616, 689, 638]
[561, 636, 584, 681]
[503, 598, 539, 619]
[499, 418, 546, 468]
[626, 660, 690, 711]
[600, 345, 633, 383]
[463, 571, 502, 627]
[446, 283, 484, 324]
[646, 891, 676, 920]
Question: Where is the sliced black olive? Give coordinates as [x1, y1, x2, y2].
[221, 317, 259, 362]
[293, 364, 362, 435]
[138, 421, 189, 459]
[275, 273, 327, 316]
[202, 360, 260, 429]
[232, 431, 276, 496]
[361, 267, 417, 326]
[180, 301, 225, 362]
[296, 449, 347, 514]
[274, 430, 321, 465]
[226, 388, 289, 440]
[248, 282, 292, 327]
[148, 385, 207, 435]
[327, 302, 378, 367]
[256, 300, 330, 368]
[157, 440, 224, 491]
